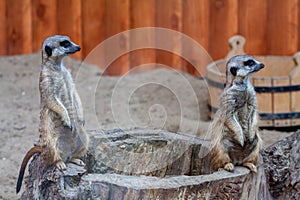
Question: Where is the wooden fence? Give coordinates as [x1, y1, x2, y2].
[0, 0, 300, 76]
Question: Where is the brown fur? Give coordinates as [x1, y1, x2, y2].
[209, 55, 264, 173]
[16, 146, 41, 193]
[16, 35, 89, 193]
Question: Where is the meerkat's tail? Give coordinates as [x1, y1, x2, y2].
[16, 146, 41, 194]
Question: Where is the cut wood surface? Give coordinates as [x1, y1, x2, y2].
[20, 128, 273, 200]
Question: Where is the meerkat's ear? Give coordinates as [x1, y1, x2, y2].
[45, 45, 52, 57]
[230, 67, 238, 76]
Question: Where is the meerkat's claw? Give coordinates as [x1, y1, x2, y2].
[249, 132, 255, 143]
[70, 158, 85, 166]
[243, 162, 257, 173]
[240, 139, 244, 147]
[64, 122, 72, 131]
[234, 134, 244, 147]
[224, 163, 235, 172]
[56, 160, 67, 170]
[68, 125, 73, 131]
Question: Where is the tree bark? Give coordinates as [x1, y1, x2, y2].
[20, 128, 275, 200]
[262, 131, 300, 199]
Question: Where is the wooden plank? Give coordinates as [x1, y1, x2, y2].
[156, 0, 183, 71]
[238, 0, 268, 55]
[254, 78, 273, 127]
[57, 0, 82, 59]
[267, 0, 298, 55]
[182, 0, 210, 76]
[207, 83, 223, 118]
[290, 52, 300, 126]
[272, 77, 291, 127]
[299, 0, 300, 51]
[225, 35, 246, 60]
[81, 0, 105, 58]
[209, 0, 238, 60]
[32, 0, 58, 52]
[104, 0, 130, 75]
[130, 0, 156, 73]
[6, 0, 32, 55]
[0, 0, 6, 55]
[206, 61, 226, 118]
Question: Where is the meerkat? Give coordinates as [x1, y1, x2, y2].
[209, 55, 264, 173]
[16, 35, 89, 193]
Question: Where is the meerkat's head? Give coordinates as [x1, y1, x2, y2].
[226, 55, 264, 85]
[42, 35, 80, 64]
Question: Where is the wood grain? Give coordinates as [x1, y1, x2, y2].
[104, 0, 130, 75]
[273, 77, 291, 127]
[267, 0, 298, 55]
[81, 0, 105, 58]
[130, 0, 156, 73]
[209, 0, 238, 60]
[6, 0, 32, 55]
[182, 0, 210, 76]
[156, 0, 183, 71]
[57, 0, 82, 59]
[32, 0, 58, 52]
[254, 78, 273, 127]
[238, 0, 268, 55]
[0, 0, 6, 55]
[1, 1, 300, 76]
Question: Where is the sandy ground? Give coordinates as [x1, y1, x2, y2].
[0, 53, 294, 199]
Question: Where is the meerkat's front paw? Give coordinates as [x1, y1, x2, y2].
[55, 160, 67, 170]
[243, 162, 257, 173]
[224, 163, 235, 172]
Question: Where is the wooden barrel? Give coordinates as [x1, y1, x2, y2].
[206, 35, 300, 127]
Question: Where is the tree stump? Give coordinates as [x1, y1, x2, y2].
[20, 128, 272, 199]
[262, 131, 300, 199]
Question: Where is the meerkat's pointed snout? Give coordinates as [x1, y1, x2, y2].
[253, 62, 265, 73]
[258, 63, 264, 69]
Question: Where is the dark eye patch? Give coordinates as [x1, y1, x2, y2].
[60, 40, 71, 48]
[244, 59, 255, 67]
[230, 66, 237, 76]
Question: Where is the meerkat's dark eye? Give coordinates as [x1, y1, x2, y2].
[244, 59, 255, 67]
[60, 40, 71, 48]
